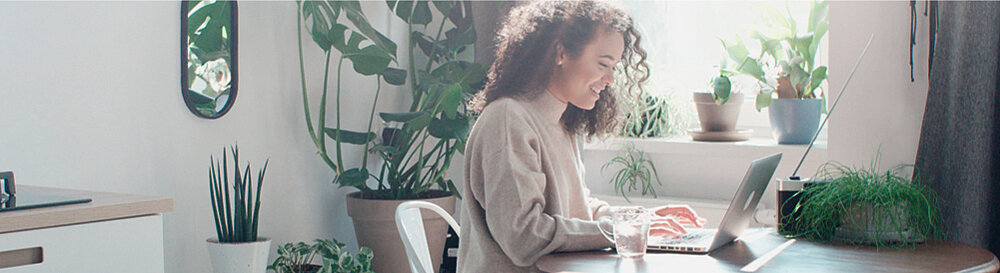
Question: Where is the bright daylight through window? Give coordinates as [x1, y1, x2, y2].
[621, 1, 828, 142]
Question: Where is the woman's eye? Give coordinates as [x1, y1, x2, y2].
[599, 63, 609, 69]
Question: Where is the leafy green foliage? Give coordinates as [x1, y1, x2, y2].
[719, 0, 829, 111]
[209, 145, 268, 243]
[622, 93, 672, 138]
[601, 143, 663, 203]
[187, 0, 231, 57]
[711, 74, 732, 105]
[296, 0, 485, 199]
[323, 128, 376, 145]
[268, 238, 374, 273]
[781, 157, 943, 248]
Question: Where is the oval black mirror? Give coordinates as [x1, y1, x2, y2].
[181, 0, 237, 119]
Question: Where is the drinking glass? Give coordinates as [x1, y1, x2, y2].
[598, 206, 650, 259]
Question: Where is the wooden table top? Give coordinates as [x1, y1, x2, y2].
[0, 185, 173, 234]
[536, 228, 999, 273]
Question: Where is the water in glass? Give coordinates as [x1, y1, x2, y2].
[614, 207, 650, 258]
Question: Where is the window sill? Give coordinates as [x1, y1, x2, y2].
[584, 136, 827, 158]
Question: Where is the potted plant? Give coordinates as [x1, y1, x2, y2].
[601, 143, 663, 203]
[720, 0, 829, 144]
[781, 157, 943, 248]
[207, 145, 271, 273]
[268, 239, 374, 273]
[690, 71, 750, 141]
[295, 2, 485, 272]
[622, 92, 673, 138]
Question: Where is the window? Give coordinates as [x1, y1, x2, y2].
[624, 1, 828, 140]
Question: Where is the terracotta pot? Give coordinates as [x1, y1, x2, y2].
[693, 92, 744, 132]
[346, 191, 456, 273]
[206, 237, 271, 273]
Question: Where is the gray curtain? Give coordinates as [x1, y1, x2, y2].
[914, 1, 1000, 256]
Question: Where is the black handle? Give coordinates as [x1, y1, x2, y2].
[0, 171, 14, 196]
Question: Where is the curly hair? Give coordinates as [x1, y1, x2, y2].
[483, 0, 649, 138]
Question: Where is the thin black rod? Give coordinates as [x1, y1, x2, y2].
[792, 34, 875, 178]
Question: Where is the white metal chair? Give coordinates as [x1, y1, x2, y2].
[395, 201, 461, 273]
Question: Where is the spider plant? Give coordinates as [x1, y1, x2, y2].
[209, 145, 268, 243]
[782, 156, 943, 248]
[601, 143, 662, 203]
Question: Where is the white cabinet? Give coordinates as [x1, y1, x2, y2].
[0, 214, 165, 272]
[0, 186, 172, 273]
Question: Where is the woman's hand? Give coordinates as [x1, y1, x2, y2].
[649, 217, 686, 238]
[649, 204, 707, 238]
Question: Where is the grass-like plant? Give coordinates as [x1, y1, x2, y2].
[269, 239, 374, 273]
[782, 157, 943, 248]
[209, 145, 268, 243]
[601, 143, 663, 203]
[622, 93, 671, 138]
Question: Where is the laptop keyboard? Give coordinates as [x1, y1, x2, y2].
[679, 231, 711, 240]
[656, 229, 714, 244]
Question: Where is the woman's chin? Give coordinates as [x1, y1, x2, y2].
[570, 101, 597, 110]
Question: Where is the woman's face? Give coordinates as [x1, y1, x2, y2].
[548, 29, 625, 110]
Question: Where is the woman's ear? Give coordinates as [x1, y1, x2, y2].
[555, 43, 566, 66]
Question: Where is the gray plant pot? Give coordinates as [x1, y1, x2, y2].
[768, 98, 822, 144]
[693, 92, 743, 132]
[834, 203, 924, 244]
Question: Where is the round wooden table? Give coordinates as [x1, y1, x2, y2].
[536, 228, 999, 273]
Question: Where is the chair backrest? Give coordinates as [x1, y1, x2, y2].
[395, 200, 461, 273]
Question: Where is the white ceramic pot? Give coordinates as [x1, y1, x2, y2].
[206, 238, 271, 273]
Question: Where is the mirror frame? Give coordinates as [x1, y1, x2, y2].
[180, 1, 238, 119]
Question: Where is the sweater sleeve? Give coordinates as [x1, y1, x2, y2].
[473, 110, 612, 267]
[584, 187, 613, 220]
[575, 135, 612, 220]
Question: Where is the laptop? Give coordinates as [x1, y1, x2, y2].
[647, 153, 781, 254]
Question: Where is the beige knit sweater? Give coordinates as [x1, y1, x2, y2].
[457, 90, 615, 272]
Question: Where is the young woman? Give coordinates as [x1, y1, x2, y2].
[458, 1, 705, 272]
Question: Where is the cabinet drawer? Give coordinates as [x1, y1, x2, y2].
[0, 214, 164, 273]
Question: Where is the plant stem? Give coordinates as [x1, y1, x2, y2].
[334, 57, 345, 172]
[407, 22, 418, 111]
[296, 1, 319, 147]
[412, 17, 449, 112]
[362, 76, 382, 168]
[317, 51, 341, 174]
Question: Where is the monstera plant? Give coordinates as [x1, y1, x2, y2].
[295, 1, 485, 272]
[296, 0, 483, 199]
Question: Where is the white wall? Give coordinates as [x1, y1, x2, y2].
[0, 2, 426, 272]
[827, 1, 930, 170]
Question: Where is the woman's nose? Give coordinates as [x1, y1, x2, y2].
[601, 71, 614, 87]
